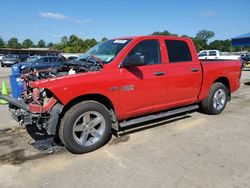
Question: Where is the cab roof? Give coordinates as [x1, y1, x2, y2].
[114, 35, 190, 40]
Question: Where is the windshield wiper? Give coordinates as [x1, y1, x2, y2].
[89, 54, 104, 68]
[77, 54, 104, 68]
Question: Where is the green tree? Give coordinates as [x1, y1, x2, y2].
[101, 37, 108, 42]
[66, 35, 83, 52]
[22, 39, 33, 48]
[151, 30, 178, 36]
[37, 39, 46, 48]
[47, 42, 54, 48]
[61, 36, 68, 47]
[84, 39, 97, 49]
[7, 38, 19, 48]
[196, 30, 215, 42]
[192, 37, 208, 51]
[61, 35, 96, 53]
[208, 40, 231, 52]
[0, 36, 5, 48]
[68, 35, 79, 46]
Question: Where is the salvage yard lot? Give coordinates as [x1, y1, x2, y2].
[0, 68, 250, 188]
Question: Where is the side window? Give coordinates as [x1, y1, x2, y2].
[165, 40, 192, 63]
[198, 51, 207, 57]
[37, 58, 44, 63]
[50, 57, 57, 62]
[209, 51, 217, 56]
[41, 58, 49, 63]
[127, 40, 160, 65]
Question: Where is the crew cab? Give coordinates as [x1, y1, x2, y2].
[0, 36, 242, 154]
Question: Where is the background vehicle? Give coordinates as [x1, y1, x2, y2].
[1, 54, 20, 67]
[198, 50, 240, 60]
[18, 54, 30, 62]
[241, 54, 250, 68]
[18, 56, 66, 73]
[26, 55, 41, 62]
[67, 56, 78, 61]
[0, 36, 242, 154]
[60, 53, 81, 60]
[241, 54, 250, 61]
[0, 54, 4, 61]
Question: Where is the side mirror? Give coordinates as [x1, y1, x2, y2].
[121, 54, 145, 68]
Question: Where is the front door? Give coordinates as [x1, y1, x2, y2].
[119, 39, 168, 119]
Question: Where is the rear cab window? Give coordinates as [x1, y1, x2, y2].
[208, 51, 217, 56]
[165, 40, 192, 63]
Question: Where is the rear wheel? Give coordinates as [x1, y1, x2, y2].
[59, 101, 112, 154]
[201, 82, 228, 115]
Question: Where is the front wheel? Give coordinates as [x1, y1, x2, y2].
[201, 82, 228, 115]
[59, 101, 112, 154]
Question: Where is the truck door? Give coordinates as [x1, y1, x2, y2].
[164, 39, 202, 107]
[119, 39, 168, 118]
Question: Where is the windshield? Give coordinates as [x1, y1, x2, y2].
[77, 39, 132, 64]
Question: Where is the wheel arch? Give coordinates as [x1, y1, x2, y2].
[53, 93, 117, 138]
[213, 76, 231, 99]
[61, 93, 116, 117]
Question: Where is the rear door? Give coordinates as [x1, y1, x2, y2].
[119, 39, 168, 118]
[164, 39, 202, 107]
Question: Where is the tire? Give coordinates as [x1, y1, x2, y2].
[59, 100, 112, 154]
[201, 82, 228, 115]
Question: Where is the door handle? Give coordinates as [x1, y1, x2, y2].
[154, 72, 165, 76]
[191, 68, 199, 72]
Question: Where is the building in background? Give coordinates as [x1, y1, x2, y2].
[0, 47, 63, 56]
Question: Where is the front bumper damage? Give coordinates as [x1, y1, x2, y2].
[0, 94, 63, 135]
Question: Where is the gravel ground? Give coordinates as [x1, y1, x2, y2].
[0, 69, 249, 188]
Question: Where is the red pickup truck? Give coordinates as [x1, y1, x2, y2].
[0, 36, 241, 154]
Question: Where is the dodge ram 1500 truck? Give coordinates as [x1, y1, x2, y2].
[0, 36, 242, 154]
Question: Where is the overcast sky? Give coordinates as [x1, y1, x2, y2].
[0, 0, 249, 43]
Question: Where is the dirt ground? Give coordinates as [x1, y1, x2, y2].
[0, 68, 250, 188]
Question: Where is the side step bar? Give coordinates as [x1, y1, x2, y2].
[119, 105, 199, 128]
[0, 94, 29, 111]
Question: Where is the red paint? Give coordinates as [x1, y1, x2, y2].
[28, 36, 241, 120]
[29, 97, 57, 113]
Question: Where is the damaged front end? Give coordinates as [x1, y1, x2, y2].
[23, 87, 64, 135]
[1, 85, 64, 135]
[0, 58, 103, 135]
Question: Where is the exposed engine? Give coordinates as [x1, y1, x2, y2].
[24, 59, 103, 81]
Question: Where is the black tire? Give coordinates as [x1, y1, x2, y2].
[59, 100, 112, 154]
[201, 82, 228, 115]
